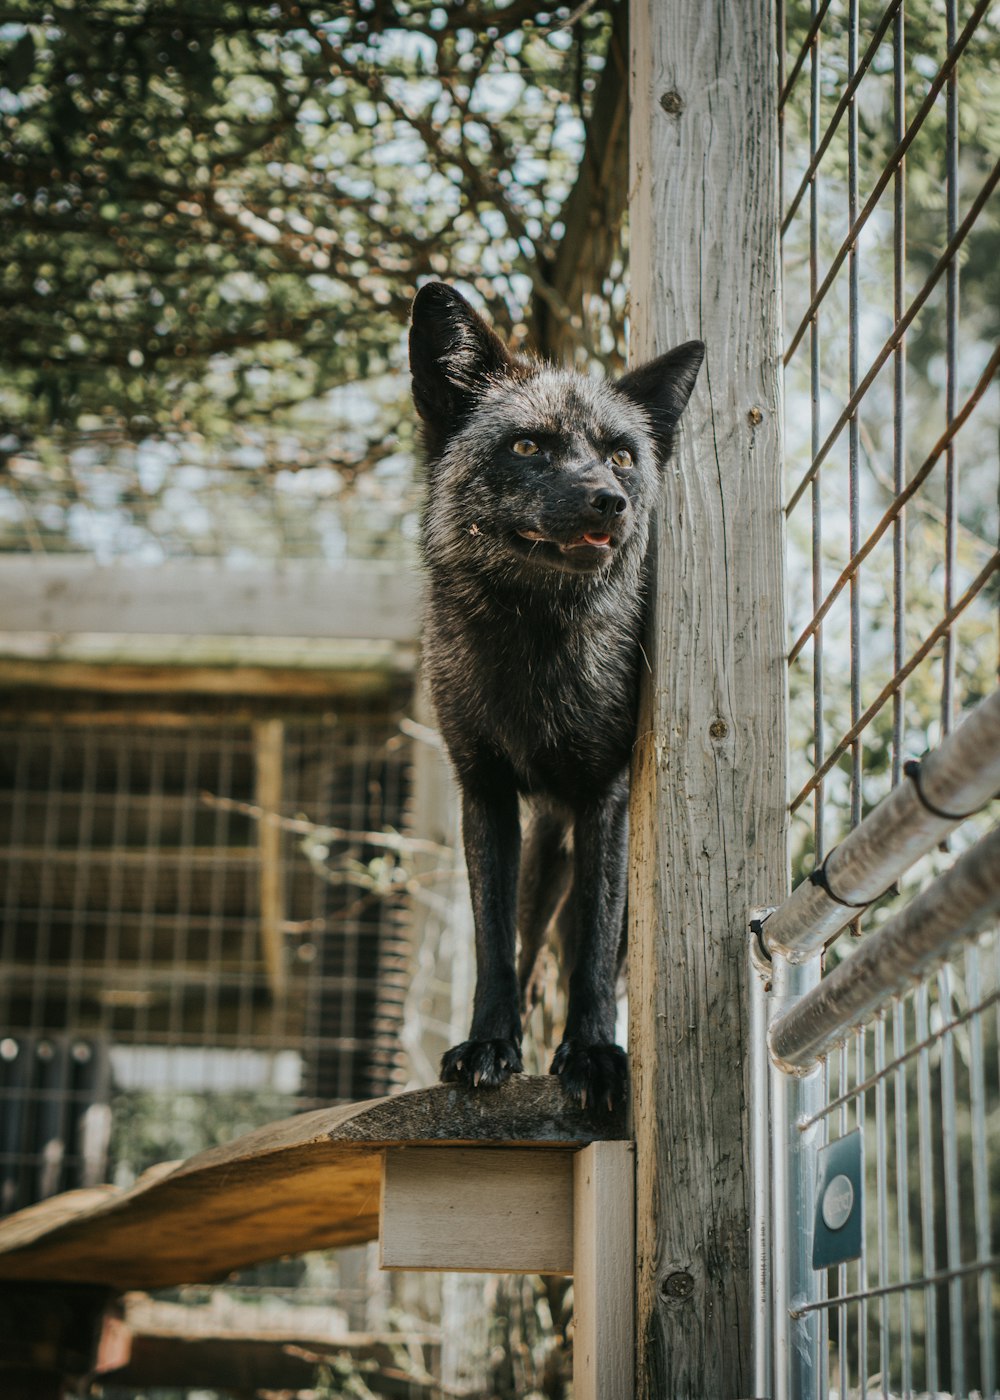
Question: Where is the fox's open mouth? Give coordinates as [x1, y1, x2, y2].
[518, 528, 612, 552]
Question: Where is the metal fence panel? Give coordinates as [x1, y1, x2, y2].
[757, 0, 1000, 1393]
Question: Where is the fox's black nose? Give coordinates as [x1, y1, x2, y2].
[590, 488, 629, 519]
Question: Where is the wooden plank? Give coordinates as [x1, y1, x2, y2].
[0, 1079, 624, 1289]
[0, 654, 410, 696]
[0, 558, 422, 643]
[380, 1147, 574, 1274]
[0, 698, 399, 727]
[254, 718, 287, 1003]
[628, 0, 785, 1396]
[101, 1294, 437, 1392]
[572, 1142, 635, 1400]
[102, 1333, 430, 1395]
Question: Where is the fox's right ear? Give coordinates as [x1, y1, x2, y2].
[409, 282, 513, 431]
[616, 340, 705, 464]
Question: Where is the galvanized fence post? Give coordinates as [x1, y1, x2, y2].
[767, 951, 823, 1400]
[749, 917, 774, 1400]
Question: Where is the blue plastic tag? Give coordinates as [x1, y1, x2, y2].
[812, 1129, 863, 1270]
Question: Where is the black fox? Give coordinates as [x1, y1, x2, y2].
[410, 282, 704, 1110]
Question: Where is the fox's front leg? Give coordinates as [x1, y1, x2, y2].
[551, 781, 629, 1109]
[440, 763, 523, 1089]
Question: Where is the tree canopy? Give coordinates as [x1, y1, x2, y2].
[0, 1, 625, 443]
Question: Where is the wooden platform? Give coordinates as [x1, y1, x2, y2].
[0, 1078, 625, 1290]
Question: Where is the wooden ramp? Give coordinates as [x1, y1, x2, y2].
[0, 1078, 633, 1399]
[0, 1078, 623, 1289]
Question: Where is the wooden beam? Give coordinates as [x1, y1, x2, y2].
[0, 558, 422, 643]
[101, 1297, 436, 1396]
[628, 0, 785, 1395]
[103, 1332, 433, 1398]
[0, 699, 398, 727]
[254, 718, 287, 1003]
[572, 1142, 635, 1400]
[379, 1147, 574, 1274]
[0, 651, 411, 696]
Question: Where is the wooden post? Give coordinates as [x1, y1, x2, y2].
[628, 1, 785, 1396]
[381, 1141, 635, 1398]
[254, 719, 287, 1004]
[572, 1142, 635, 1400]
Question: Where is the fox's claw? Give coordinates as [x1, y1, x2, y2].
[441, 1038, 523, 1090]
[550, 1040, 628, 1112]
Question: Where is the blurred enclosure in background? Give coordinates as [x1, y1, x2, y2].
[0, 3, 626, 1395]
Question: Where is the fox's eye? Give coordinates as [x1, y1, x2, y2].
[610, 447, 633, 470]
[512, 438, 540, 456]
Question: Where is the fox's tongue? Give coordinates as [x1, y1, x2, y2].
[582, 532, 611, 546]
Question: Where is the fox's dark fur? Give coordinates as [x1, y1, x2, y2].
[410, 282, 704, 1110]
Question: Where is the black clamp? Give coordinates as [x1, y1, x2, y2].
[749, 908, 774, 964]
[903, 757, 980, 823]
[808, 846, 872, 910]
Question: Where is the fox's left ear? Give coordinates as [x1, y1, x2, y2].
[615, 340, 705, 461]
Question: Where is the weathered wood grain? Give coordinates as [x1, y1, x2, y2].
[628, 1, 785, 1395]
[0, 1078, 625, 1289]
[0, 558, 422, 643]
[572, 1141, 635, 1400]
[380, 1147, 574, 1273]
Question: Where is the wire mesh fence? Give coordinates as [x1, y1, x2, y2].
[758, 0, 1000, 1395]
[809, 956, 998, 1400]
[0, 695, 413, 1215]
[761, 759, 999, 1396]
[779, 0, 998, 868]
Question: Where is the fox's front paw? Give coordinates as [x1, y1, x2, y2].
[550, 1040, 628, 1111]
[440, 1038, 523, 1090]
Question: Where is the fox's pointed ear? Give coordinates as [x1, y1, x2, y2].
[616, 340, 705, 461]
[409, 282, 513, 431]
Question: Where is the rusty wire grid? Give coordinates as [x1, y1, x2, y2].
[780, 0, 998, 866]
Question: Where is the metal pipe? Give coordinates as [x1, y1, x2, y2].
[768, 823, 1000, 1072]
[938, 964, 966, 1395]
[764, 687, 1000, 962]
[749, 919, 773, 1400]
[848, 0, 861, 841]
[891, 1000, 913, 1398]
[770, 951, 823, 1400]
[809, 0, 825, 865]
[874, 1018, 891, 1397]
[915, 982, 939, 1395]
[966, 942, 996, 1398]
